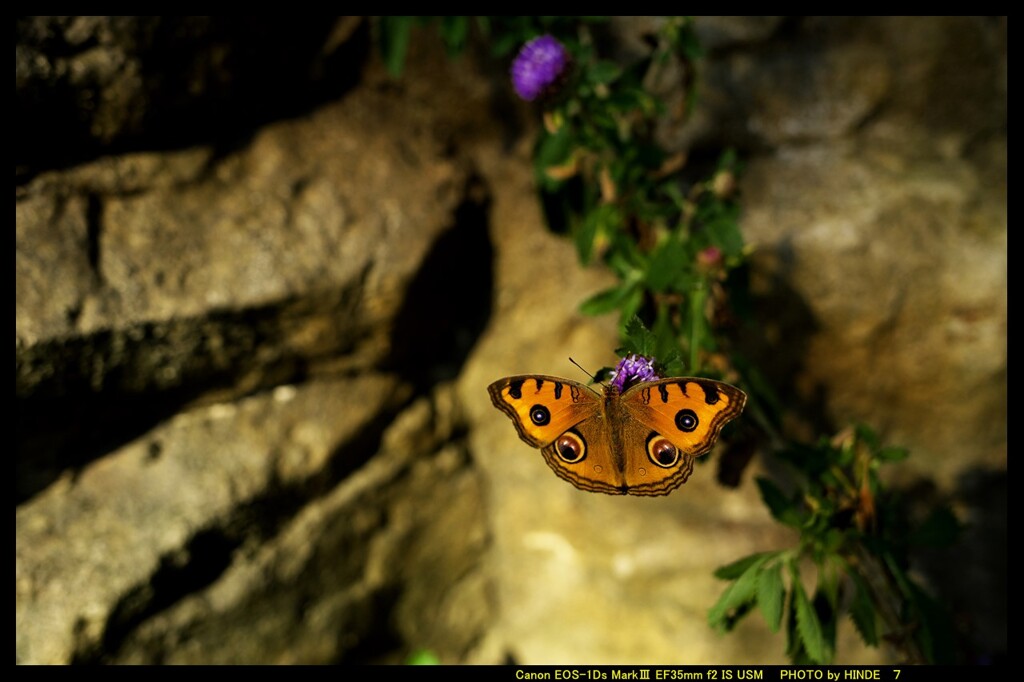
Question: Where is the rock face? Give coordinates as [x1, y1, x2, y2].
[16, 17, 1005, 665]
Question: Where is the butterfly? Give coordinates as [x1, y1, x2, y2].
[487, 374, 746, 496]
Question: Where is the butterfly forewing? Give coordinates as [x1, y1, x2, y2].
[487, 375, 601, 447]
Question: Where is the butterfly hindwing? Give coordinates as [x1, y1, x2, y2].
[539, 416, 625, 495]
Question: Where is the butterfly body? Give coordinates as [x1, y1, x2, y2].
[488, 375, 746, 496]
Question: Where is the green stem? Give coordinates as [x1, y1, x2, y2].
[689, 283, 706, 372]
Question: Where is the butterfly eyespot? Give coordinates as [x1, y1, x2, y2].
[647, 435, 679, 468]
[529, 404, 551, 426]
[675, 409, 698, 432]
[555, 431, 586, 463]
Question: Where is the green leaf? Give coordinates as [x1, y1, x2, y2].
[822, 528, 845, 554]
[580, 284, 636, 317]
[438, 16, 469, 55]
[906, 580, 956, 664]
[713, 552, 774, 580]
[378, 16, 415, 77]
[663, 182, 686, 211]
[854, 423, 881, 450]
[755, 477, 803, 528]
[618, 287, 644, 331]
[756, 561, 785, 633]
[667, 17, 703, 60]
[534, 127, 575, 190]
[490, 29, 524, 57]
[686, 283, 709, 370]
[709, 555, 769, 632]
[574, 205, 599, 264]
[620, 316, 658, 357]
[793, 573, 830, 664]
[652, 309, 682, 366]
[644, 235, 689, 292]
[716, 148, 739, 173]
[846, 570, 879, 647]
[699, 202, 745, 258]
[575, 204, 622, 265]
[587, 59, 621, 85]
[659, 349, 686, 377]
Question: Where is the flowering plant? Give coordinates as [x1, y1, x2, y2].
[375, 16, 960, 665]
[608, 353, 659, 393]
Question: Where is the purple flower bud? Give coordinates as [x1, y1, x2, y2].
[610, 354, 661, 393]
[697, 246, 723, 267]
[511, 34, 570, 101]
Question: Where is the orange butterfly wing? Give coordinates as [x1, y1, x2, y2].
[621, 378, 747, 457]
[489, 375, 626, 494]
[616, 378, 747, 495]
[487, 375, 601, 447]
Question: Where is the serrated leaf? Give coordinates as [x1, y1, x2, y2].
[708, 555, 768, 632]
[793, 576, 829, 664]
[784, 579, 799, 659]
[846, 570, 879, 647]
[621, 316, 658, 357]
[756, 562, 785, 633]
[821, 564, 843, 608]
[623, 315, 647, 345]
[713, 552, 773, 580]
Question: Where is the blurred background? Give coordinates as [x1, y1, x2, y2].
[16, 16, 1005, 665]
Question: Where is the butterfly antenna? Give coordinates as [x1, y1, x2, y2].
[569, 357, 605, 386]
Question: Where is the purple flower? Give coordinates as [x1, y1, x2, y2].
[511, 34, 570, 101]
[610, 354, 660, 393]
